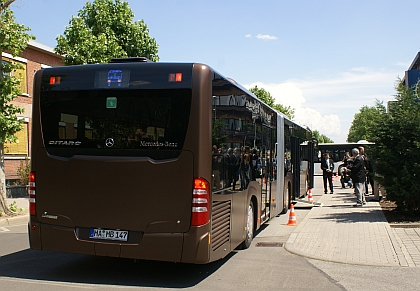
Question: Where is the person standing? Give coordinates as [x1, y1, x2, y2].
[349, 148, 366, 207]
[357, 146, 369, 195]
[226, 148, 236, 188]
[321, 153, 334, 194]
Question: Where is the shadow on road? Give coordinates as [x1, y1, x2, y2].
[0, 249, 235, 288]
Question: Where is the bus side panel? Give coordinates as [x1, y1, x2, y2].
[181, 225, 210, 264]
[230, 190, 247, 249]
[184, 64, 212, 184]
[275, 114, 285, 214]
[209, 189, 251, 263]
[180, 64, 216, 263]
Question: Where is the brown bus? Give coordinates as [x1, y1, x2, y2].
[28, 58, 314, 263]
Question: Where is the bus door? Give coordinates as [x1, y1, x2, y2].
[306, 141, 315, 189]
[291, 136, 301, 199]
[260, 125, 273, 222]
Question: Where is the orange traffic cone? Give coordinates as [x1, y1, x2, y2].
[307, 189, 314, 203]
[286, 204, 298, 226]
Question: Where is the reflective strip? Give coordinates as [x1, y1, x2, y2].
[192, 206, 208, 212]
[192, 198, 207, 204]
[193, 189, 207, 195]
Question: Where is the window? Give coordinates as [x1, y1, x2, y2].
[4, 123, 29, 155]
[1, 57, 27, 95]
[41, 88, 192, 159]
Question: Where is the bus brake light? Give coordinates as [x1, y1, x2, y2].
[49, 76, 61, 85]
[168, 73, 182, 82]
[191, 177, 210, 226]
[29, 171, 36, 215]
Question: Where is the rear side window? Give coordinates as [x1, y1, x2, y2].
[40, 88, 192, 160]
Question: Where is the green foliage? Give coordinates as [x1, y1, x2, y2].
[55, 0, 159, 65]
[249, 85, 275, 107]
[8, 200, 23, 213]
[0, 0, 34, 215]
[347, 100, 386, 143]
[249, 85, 295, 119]
[272, 103, 295, 120]
[9, 200, 17, 212]
[312, 129, 334, 143]
[0, 61, 24, 143]
[374, 81, 420, 213]
[212, 115, 228, 148]
[0, 1, 34, 55]
[0, 0, 34, 143]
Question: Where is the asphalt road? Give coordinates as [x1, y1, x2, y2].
[0, 217, 344, 291]
[1, 196, 420, 290]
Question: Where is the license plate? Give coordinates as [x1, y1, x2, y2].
[89, 228, 128, 241]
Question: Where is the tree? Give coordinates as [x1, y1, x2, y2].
[272, 103, 295, 120]
[55, 0, 159, 65]
[347, 100, 386, 142]
[312, 130, 334, 143]
[374, 81, 420, 214]
[249, 85, 295, 119]
[0, 0, 34, 215]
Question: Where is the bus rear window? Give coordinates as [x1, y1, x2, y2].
[40, 89, 192, 159]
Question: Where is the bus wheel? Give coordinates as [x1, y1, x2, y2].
[281, 184, 290, 214]
[240, 201, 254, 249]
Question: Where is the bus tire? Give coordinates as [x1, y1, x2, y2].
[240, 201, 255, 249]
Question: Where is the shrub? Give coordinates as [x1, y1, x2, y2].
[16, 158, 30, 186]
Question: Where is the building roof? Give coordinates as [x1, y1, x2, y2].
[401, 52, 420, 85]
[27, 40, 62, 59]
[407, 52, 420, 70]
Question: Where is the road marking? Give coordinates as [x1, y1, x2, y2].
[0, 277, 94, 289]
[0, 226, 10, 232]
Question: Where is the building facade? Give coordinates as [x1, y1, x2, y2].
[2, 40, 63, 184]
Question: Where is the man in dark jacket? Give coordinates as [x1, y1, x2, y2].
[321, 153, 335, 194]
[348, 148, 366, 207]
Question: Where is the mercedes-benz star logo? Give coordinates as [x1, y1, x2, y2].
[105, 138, 115, 148]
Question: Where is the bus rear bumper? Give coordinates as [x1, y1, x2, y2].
[28, 221, 210, 263]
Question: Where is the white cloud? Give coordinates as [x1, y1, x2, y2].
[294, 108, 341, 136]
[396, 61, 411, 68]
[245, 34, 252, 38]
[245, 68, 398, 143]
[255, 34, 278, 40]
[246, 81, 305, 109]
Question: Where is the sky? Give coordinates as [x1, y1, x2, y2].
[10, 0, 420, 143]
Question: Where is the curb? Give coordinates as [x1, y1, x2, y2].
[0, 214, 29, 226]
[284, 242, 401, 267]
[389, 223, 420, 228]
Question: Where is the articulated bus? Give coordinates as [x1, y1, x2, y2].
[314, 141, 374, 176]
[28, 58, 314, 264]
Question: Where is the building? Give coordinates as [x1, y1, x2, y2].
[2, 40, 63, 184]
[403, 51, 420, 89]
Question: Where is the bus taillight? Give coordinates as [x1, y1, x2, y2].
[191, 177, 210, 226]
[29, 171, 36, 215]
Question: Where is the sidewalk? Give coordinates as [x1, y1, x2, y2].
[0, 198, 29, 226]
[285, 176, 420, 267]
